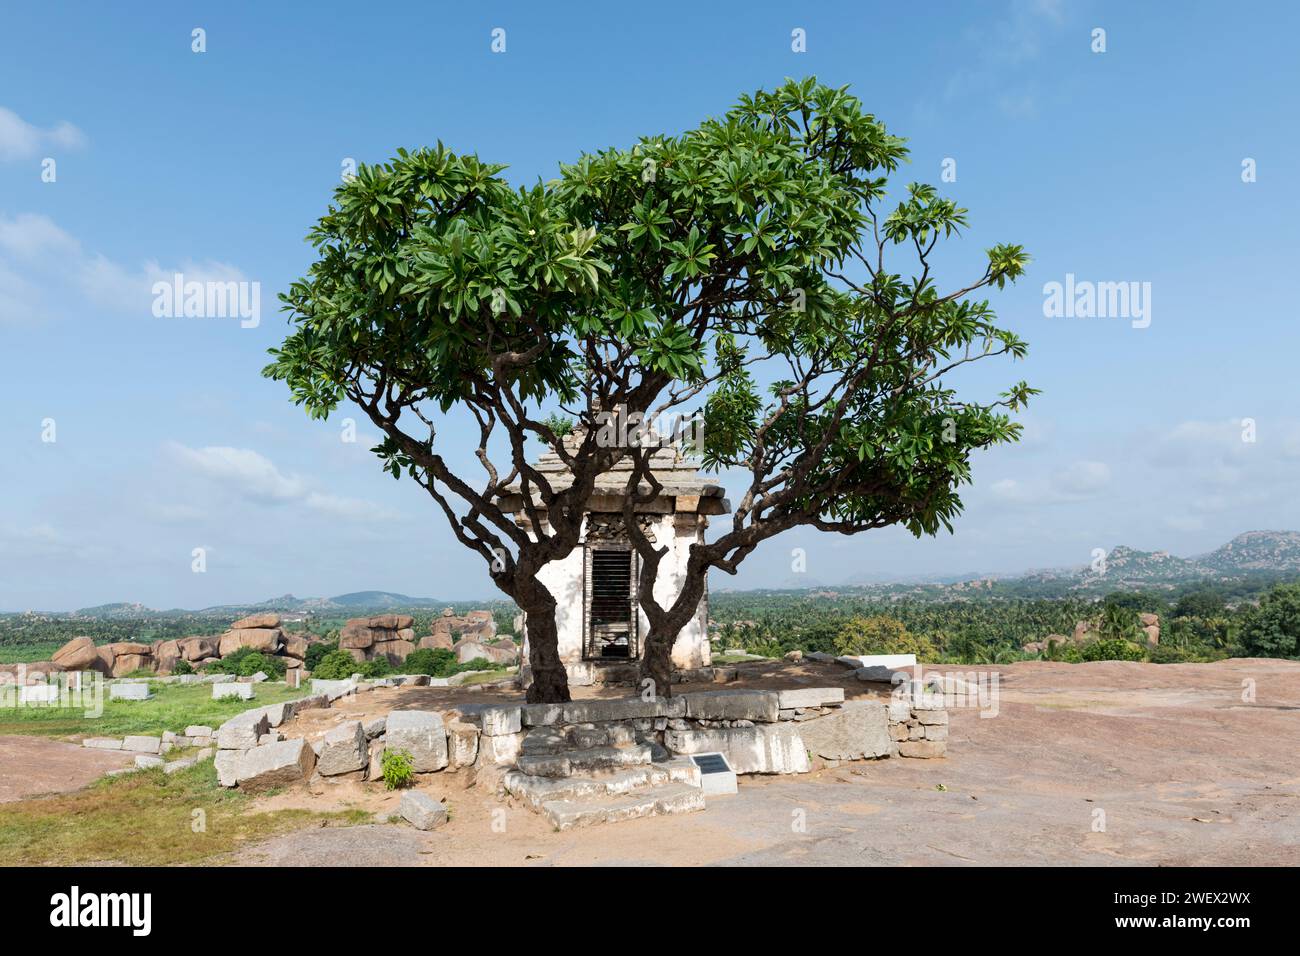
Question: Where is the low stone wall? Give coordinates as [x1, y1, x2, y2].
[208, 679, 949, 797]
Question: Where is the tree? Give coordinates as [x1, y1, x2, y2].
[1098, 603, 1141, 643]
[612, 81, 1034, 692]
[265, 78, 1032, 702]
[833, 615, 936, 659]
[1239, 583, 1300, 658]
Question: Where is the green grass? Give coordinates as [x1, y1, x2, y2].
[456, 667, 517, 686]
[0, 642, 64, 664]
[0, 681, 306, 739]
[0, 759, 369, 866]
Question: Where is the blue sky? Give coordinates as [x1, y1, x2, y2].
[2, 0, 1298, 610]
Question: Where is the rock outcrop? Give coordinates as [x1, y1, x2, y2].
[340, 615, 417, 664]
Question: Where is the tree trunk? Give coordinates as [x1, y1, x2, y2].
[640, 627, 675, 698]
[524, 604, 571, 703]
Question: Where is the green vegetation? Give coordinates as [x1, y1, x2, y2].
[0, 681, 305, 739]
[380, 749, 414, 790]
[310, 650, 360, 680]
[0, 760, 368, 866]
[403, 647, 506, 679]
[710, 579, 1300, 665]
[207, 647, 286, 679]
[1239, 582, 1300, 658]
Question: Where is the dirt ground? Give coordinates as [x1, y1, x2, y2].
[0, 736, 134, 803]
[225, 657, 1300, 866]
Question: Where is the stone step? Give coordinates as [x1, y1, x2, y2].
[540, 782, 706, 831]
[516, 743, 653, 778]
[505, 756, 702, 809]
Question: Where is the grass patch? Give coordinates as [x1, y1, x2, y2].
[0, 642, 64, 664]
[712, 652, 772, 664]
[456, 667, 517, 686]
[0, 760, 369, 866]
[0, 681, 306, 739]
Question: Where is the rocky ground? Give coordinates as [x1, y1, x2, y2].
[4, 657, 1296, 865]
[225, 657, 1300, 866]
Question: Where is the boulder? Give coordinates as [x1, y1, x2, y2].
[280, 634, 309, 660]
[367, 614, 414, 630]
[317, 720, 367, 776]
[400, 790, 448, 830]
[453, 640, 515, 666]
[52, 636, 99, 670]
[418, 632, 454, 652]
[796, 700, 892, 760]
[152, 639, 181, 674]
[219, 627, 283, 656]
[111, 655, 153, 678]
[385, 710, 448, 772]
[371, 639, 415, 665]
[339, 623, 378, 650]
[231, 613, 281, 629]
[178, 636, 218, 661]
[234, 738, 316, 791]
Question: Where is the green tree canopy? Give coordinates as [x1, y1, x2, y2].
[265, 78, 1034, 701]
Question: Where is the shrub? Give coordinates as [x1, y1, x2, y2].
[403, 647, 454, 676]
[381, 749, 414, 790]
[304, 639, 338, 671]
[310, 650, 359, 680]
[833, 615, 938, 661]
[172, 659, 194, 675]
[355, 657, 392, 679]
[1080, 638, 1145, 662]
[211, 648, 286, 679]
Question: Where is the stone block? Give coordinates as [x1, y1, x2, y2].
[318, 720, 367, 776]
[235, 738, 316, 791]
[82, 737, 122, 750]
[479, 705, 522, 737]
[446, 721, 480, 769]
[134, 754, 164, 769]
[400, 790, 448, 830]
[776, 687, 846, 710]
[385, 710, 448, 772]
[924, 724, 949, 741]
[363, 717, 387, 739]
[310, 678, 356, 700]
[663, 724, 810, 774]
[216, 709, 270, 750]
[559, 697, 665, 724]
[683, 689, 780, 723]
[897, 739, 946, 758]
[478, 731, 522, 766]
[214, 749, 242, 787]
[914, 708, 948, 725]
[122, 735, 161, 754]
[795, 700, 892, 760]
[213, 682, 253, 700]
[521, 703, 564, 726]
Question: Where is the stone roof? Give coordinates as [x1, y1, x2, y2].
[499, 433, 729, 513]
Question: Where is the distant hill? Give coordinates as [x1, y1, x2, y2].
[327, 591, 444, 609]
[32, 531, 1300, 617]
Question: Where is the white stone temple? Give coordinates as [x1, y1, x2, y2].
[503, 439, 730, 687]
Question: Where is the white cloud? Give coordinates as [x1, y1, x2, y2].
[170, 444, 306, 502]
[0, 107, 85, 161]
[167, 443, 394, 522]
[0, 212, 250, 322]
